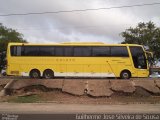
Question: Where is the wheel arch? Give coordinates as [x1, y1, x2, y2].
[42, 68, 54, 79]
[29, 68, 41, 78]
[43, 69, 54, 74]
[120, 69, 131, 78]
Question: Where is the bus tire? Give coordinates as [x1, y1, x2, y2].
[43, 69, 54, 79]
[29, 69, 41, 79]
[2, 72, 7, 76]
[120, 70, 131, 79]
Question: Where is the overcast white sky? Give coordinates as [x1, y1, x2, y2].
[0, 0, 160, 43]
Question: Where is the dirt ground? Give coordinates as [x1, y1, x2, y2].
[1, 89, 160, 104]
[39, 91, 160, 104]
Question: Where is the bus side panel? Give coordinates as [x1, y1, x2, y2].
[7, 56, 134, 78]
[137, 69, 149, 77]
[108, 57, 133, 77]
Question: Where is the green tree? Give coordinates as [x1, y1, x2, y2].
[0, 23, 27, 52]
[0, 23, 27, 71]
[121, 21, 160, 58]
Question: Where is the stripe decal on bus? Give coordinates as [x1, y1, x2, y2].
[21, 72, 115, 77]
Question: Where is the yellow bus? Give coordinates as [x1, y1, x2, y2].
[6, 42, 149, 79]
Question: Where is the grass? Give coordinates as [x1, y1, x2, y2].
[7, 95, 40, 103]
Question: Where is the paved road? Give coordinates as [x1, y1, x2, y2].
[0, 103, 160, 114]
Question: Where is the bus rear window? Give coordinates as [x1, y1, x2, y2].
[10, 46, 22, 56]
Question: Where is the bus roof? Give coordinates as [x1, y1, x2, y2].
[8, 42, 142, 47]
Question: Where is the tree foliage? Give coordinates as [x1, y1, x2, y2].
[121, 21, 160, 58]
[0, 23, 27, 52]
[0, 23, 27, 71]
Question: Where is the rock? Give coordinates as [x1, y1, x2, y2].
[133, 80, 160, 94]
[0, 89, 6, 97]
[1, 78, 160, 97]
[62, 80, 86, 95]
[0, 79, 12, 86]
[0, 80, 15, 96]
[8, 79, 63, 89]
[41, 79, 63, 89]
[155, 80, 160, 89]
[110, 80, 135, 93]
[134, 87, 151, 97]
[0, 85, 5, 91]
[87, 80, 113, 97]
[6, 79, 39, 89]
[4, 80, 15, 89]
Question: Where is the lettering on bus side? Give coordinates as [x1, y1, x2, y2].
[56, 59, 75, 62]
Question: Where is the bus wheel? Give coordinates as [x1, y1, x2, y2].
[120, 70, 131, 79]
[43, 69, 54, 79]
[30, 69, 41, 79]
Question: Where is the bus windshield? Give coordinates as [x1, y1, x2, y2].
[130, 46, 147, 69]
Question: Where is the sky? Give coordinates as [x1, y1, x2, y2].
[0, 0, 160, 44]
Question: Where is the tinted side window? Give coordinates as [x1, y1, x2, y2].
[92, 47, 110, 56]
[64, 47, 73, 56]
[39, 46, 54, 56]
[24, 46, 39, 56]
[74, 47, 91, 56]
[111, 46, 129, 57]
[82, 47, 91, 56]
[74, 47, 81, 56]
[17, 46, 22, 56]
[55, 47, 64, 56]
